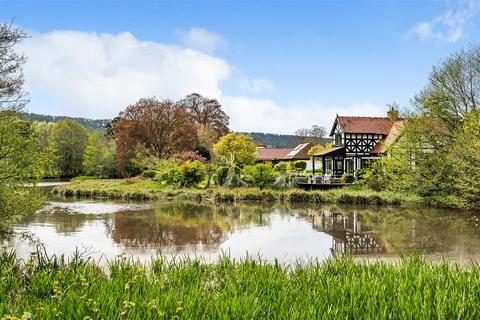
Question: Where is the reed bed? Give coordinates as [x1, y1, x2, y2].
[1, 249, 479, 319]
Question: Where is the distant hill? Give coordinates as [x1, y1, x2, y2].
[20, 113, 110, 132]
[19, 113, 328, 147]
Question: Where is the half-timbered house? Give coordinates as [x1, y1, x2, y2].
[312, 109, 403, 177]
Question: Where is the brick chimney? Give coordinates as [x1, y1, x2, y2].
[387, 106, 399, 122]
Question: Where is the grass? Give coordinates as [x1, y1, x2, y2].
[1, 249, 480, 319]
[52, 178, 422, 206]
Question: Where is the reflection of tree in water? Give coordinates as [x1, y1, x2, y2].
[111, 202, 275, 252]
[312, 205, 480, 257]
[26, 211, 102, 235]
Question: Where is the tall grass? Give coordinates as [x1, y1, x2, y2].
[1, 249, 479, 319]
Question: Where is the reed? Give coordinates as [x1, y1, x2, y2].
[1, 250, 479, 319]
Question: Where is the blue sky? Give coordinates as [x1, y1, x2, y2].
[1, 0, 479, 133]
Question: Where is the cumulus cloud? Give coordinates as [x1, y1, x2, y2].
[222, 96, 386, 134]
[20, 29, 385, 133]
[177, 27, 226, 53]
[20, 30, 231, 118]
[411, 0, 479, 43]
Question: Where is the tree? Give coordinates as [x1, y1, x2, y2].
[49, 119, 89, 177]
[0, 22, 49, 224]
[0, 21, 28, 115]
[114, 97, 197, 174]
[213, 133, 257, 166]
[83, 133, 117, 178]
[179, 160, 206, 187]
[295, 125, 327, 145]
[414, 46, 480, 133]
[179, 93, 229, 136]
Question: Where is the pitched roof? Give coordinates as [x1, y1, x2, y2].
[257, 148, 292, 161]
[332, 116, 396, 135]
[257, 143, 312, 161]
[372, 120, 405, 154]
[284, 143, 312, 159]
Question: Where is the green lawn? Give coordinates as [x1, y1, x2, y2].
[52, 178, 422, 205]
[1, 251, 479, 319]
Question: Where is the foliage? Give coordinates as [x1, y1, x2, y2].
[142, 169, 156, 178]
[4, 252, 480, 319]
[21, 112, 110, 132]
[173, 150, 206, 164]
[114, 97, 197, 174]
[179, 93, 229, 136]
[178, 160, 206, 187]
[290, 160, 307, 172]
[242, 163, 276, 189]
[49, 119, 89, 177]
[341, 173, 355, 184]
[213, 133, 257, 166]
[195, 143, 211, 160]
[273, 162, 289, 173]
[308, 142, 333, 156]
[153, 159, 183, 185]
[273, 172, 298, 189]
[223, 165, 245, 188]
[214, 165, 229, 186]
[294, 125, 328, 145]
[83, 133, 117, 178]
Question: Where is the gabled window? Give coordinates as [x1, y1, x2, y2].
[334, 133, 342, 146]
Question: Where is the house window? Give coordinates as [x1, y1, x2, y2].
[334, 134, 342, 145]
[345, 159, 354, 174]
[325, 159, 332, 174]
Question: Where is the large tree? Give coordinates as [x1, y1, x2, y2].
[0, 21, 28, 115]
[49, 119, 89, 177]
[114, 97, 198, 174]
[414, 46, 480, 133]
[179, 93, 229, 136]
[0, 22, 48, 223]
[213, 133, 257, 166]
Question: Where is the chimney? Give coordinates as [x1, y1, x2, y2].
[387, 105, 399, 122]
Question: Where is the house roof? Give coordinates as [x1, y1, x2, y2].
[313, 146, 346, 157]
[257, 148, 292, 161]
[257, 143, 312, 161]
[284, 143, 312, 159]
[372, 120, 405, 154]
[331, 116, 397, 136]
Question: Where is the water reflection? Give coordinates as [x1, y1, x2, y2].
[6, 199, 480, 263]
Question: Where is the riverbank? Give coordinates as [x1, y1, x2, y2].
[52, 178, 422, 206]
[1, 251, 479, 319]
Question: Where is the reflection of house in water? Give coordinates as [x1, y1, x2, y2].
[313, 211, 384, 256]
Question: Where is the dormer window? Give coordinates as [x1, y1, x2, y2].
[334, 133, 342, 146]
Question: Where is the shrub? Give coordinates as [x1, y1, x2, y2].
[173, 151, 207, 164]
[242, 163, 276, 189]
[214, 166, 229, 186]
[223, 165, 245, 188]
[273, 162, 289, 173]
[341, 173, 355, 183]
[179, 160, 206, 187]
[155, 166, 183, 185]
[142, 169, 156, 178]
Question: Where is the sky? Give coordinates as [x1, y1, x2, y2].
[1, 0, 480, 133]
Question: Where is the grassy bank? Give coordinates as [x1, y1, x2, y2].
[1, 251, 480, 319]
[52, 178, 421, 206]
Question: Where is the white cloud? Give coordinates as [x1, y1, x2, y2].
[411, 0, 480, 43]
[221, 96, 386, 134]
[21, 30, 231, 118]
[177, 27, 226, 53]
[20, 29, 386, 133]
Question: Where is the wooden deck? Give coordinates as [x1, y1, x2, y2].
[298, 182, 351, 190]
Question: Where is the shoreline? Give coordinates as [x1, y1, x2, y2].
[52, 178, 423, 206]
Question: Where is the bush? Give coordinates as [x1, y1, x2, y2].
[223, 165, 245, 188]
[214, 166, 229, 186]
[155, 166, 183, 185]
[142, 169, 156, 178]
[273, 162, 289, 173]
[289, 160, 307, 173]
[179, 160, 206, 187]
[341, 173, 355, 183]
[242, 163, 276, 189]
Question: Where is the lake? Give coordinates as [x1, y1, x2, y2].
[4, 184, 480, 264]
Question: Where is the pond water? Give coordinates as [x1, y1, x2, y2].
[4, 185, 480, 264]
